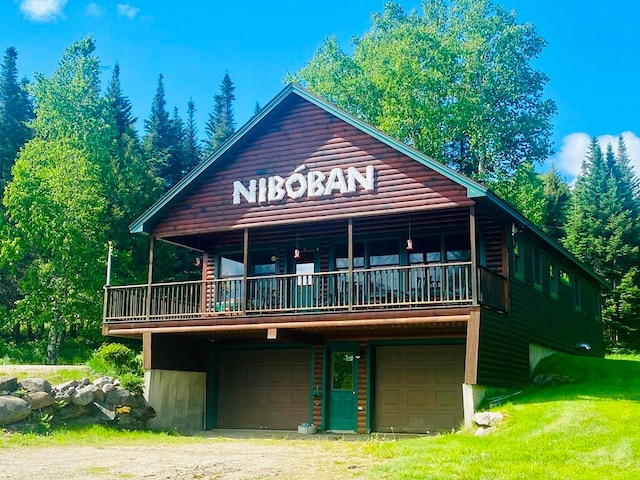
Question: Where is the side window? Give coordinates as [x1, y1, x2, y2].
[560, 267, 571, 286]
[549, 262, 558, 299]
[573, 276, 581, 311]
[533, 249, 542, 289]
[594, 290, 601, 320]
[513, 240, 524, 280]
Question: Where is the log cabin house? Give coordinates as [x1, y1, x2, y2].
[103, 85, 605, 433]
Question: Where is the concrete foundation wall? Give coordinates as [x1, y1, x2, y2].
[144, 369, 206, 431]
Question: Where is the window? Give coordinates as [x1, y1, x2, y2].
[334, 242, 364, 270]
[219, 255, 243, 278]
[594, 291, 601, 320]
[573, 277, 581, 311]
[549, 262, 558, 299]
[533, 249, 542, 289]
[513, 240, 524, 280]
[560, 267, 571, 285]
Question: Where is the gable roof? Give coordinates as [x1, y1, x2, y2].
[129, 84, 607, 288]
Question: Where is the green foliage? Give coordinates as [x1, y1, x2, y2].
[490, 162, 545, 226]
[288, 0, 556, 181]
[205, 72, 236, 155]
[540, 164, 571, 241]
[88, 343, 143, 391]
[564, 138, 640, 351]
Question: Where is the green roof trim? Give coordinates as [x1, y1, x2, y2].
[128, 83, 605, 287]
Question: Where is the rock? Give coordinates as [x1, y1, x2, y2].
[57, 404, 90, 421]
[102, 383, 116, 394]
[78, 377, 90, 387]
[474, 426, 494, 437]
[90, 401, 116, 422]
[54, 390, 72, 407]
[54, 380, 78, 392]
[93, 388, 105, 402]
[472, 412, 504, 428]
[71, 385, 98, 406]
[27, 391, 55, 410]
[105, 388, 143, 408]
[93, 376, 114, 388]
[532, 374, 572, 386]
[19, 378, 52, 393]
[0, 395, 31, 425]
[0, 377, 18, 392]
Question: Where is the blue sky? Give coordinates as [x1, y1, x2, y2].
[2, 0, 639, 179]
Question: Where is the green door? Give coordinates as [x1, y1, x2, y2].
[327, 349, 358, 431]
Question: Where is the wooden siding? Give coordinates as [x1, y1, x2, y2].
[477, 236, 604, 388]
[313, 345, 323, 427]
[357, 340, 367, 433]
[152, 96, 472, 238]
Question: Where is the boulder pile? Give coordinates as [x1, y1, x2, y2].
[0, 375, 155, 430]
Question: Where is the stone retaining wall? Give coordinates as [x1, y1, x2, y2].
[0, 375, 155, 430]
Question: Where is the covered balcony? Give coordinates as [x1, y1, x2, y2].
[103, 209, 508, 326]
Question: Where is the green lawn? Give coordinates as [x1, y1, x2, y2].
[365, 353, 640, 479]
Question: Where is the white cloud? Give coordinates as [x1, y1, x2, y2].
[85, 2, 104, 17]
[555, 131, 640, 179]
[117, 3, 139, 19]
[19, 0, 67, 22]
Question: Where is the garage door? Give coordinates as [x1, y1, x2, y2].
[217, 348, 311, 429]
[375, 344, 464, 433]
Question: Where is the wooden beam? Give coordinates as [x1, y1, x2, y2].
[469, 205, 478, 305]
[464, 306, 481, 384]
[267, 329, 323, 344]
[348, 218, 353, 312]
[242, 228, 249, 314]
[145, 237, 155, 322]
[142, 331, 152, 370]
[107, 314, 471, 336]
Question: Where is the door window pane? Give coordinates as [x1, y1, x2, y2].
[332, 352, 354, 390]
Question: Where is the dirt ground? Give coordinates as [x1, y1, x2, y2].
[0, 432, 380, 480]
[0, 366, 380, 479]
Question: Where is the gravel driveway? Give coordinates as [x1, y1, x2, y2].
[0, 432, 378, 480]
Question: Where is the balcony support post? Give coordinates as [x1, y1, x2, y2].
[470, 205, 479, 305]
[242, 228, 249, 314]
[348, 218, 354, 311]
[145, 236, 155, 322]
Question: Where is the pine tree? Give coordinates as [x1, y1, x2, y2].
[540, 164, 571, 241]
[143, 74, 182, 189]
[205, 73, 236, 155]
[253, 101, 261, 117]
[183, 98, 202, 173]
[564, 137, 640, 350]
[166, 106, 186, 187]
[0, 46, 34, 192]
[105, 62, 136, 136]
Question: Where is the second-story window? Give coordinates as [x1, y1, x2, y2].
[533, 248, 542, 289]
[574, 276, 582, 311]
[549, 262, 558, 299]
[513, 240, 524, 280]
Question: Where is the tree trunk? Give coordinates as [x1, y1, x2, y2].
[45, 325, 62, 365]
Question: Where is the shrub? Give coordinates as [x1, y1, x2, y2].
[88, 343, 143, 386]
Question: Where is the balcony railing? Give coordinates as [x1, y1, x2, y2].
[104, 262, 506, 323]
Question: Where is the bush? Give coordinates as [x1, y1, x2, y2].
[88, 343, 144, 387]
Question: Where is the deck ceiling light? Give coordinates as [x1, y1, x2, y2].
[406, 216, 414, 251]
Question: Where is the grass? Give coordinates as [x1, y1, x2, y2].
[365, 353, 640, 479]
[1, 353, 639, 479]
[0, 366, 94, 385]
